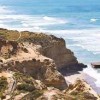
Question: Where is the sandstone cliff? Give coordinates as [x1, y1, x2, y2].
[0, 39, 67, 90]
[0, 29, 86, 89]
[0, 28, 86, 70]
[0, 28, 95, 100]
[0, 72, 99, 100]
[41, 35, 78, 69]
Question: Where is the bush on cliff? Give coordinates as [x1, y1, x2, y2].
[0, 76, 8, 98]
[17, 83, 35, 92]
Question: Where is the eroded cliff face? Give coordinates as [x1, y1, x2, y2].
[0, 29, 98, 100]
[0, 71, 99, 100]
[0, 29, 87, 91]
[41, 35, 78, 69]
[0, 40, 18, 59]
[0, 28, 86, 70]
[0, 38, 67, 90]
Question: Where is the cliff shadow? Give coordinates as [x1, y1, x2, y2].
[58, 63, 87, 76]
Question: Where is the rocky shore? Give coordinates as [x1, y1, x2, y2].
[0, 28, 99, 100]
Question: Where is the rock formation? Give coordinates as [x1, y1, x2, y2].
[0, 39, 67, 90]
[0, 28, 98, 100]
[0, 28, 86, 70]
[41, 35, 78, 69]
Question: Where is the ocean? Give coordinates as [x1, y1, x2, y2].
[0, 0, 100, 87]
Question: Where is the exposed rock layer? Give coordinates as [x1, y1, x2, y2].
[0, 38, 67, 90]
[41, 36, 78, 69]
[0, 29, 87, 90]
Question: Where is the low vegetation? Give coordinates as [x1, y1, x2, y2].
[17, 83, 35, 92]
[0, 76, 8, 99]
[13, 72, 44, 99]
[0, 28, 62, 48]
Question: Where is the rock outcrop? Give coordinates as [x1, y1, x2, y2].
[1, 72, 99, 100]
[65, 79, 99, 100]
[0, 28, 86, 70]
[0, 28, 99, 100]
[0, 29, 87, 91]
[41, 35, 78, 69]
[0, 38, 67, 90]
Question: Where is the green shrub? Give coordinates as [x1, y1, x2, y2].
[31, 90, 43, 98]
[0, 76, 8, 98]
[17, 83, 35, 92]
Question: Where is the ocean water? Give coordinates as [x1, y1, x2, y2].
[0, 0, 100, 87]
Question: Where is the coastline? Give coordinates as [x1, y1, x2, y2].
[0, 0, 100, 99]
[0, 28, 99, 99]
